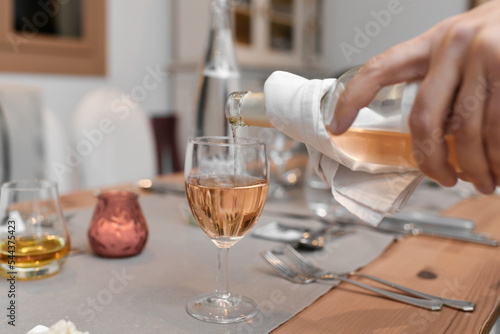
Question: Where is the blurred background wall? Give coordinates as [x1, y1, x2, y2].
[0, 0, 172, 129]
[323, 0, 469, 76]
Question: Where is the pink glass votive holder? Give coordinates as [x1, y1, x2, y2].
[88, 190, 148, 258]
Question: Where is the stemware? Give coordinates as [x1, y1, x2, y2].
[184, 136, 269, 323]
[0, 179, 70, 279]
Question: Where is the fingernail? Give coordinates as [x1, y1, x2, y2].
[478, 184, 495, 194]
[456, 172, 468, 182]
[441, 179, 457, 188]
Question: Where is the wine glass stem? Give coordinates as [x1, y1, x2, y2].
[216, 247, 230, 300]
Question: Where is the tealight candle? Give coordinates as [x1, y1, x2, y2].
[88, 190, 148, 258]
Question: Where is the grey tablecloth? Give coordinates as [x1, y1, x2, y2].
[5, 193, 396, 334]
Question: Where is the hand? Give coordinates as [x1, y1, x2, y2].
[328, 1, 500, 194]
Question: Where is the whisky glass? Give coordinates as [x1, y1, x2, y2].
[0, 180, 70, 279]
[185, 136, 269, 323]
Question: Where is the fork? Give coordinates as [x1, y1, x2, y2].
[261, 250, 443, 311]
[280, 244, 475, 312]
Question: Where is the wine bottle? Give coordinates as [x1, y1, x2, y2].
[194, 0, 241, 137]
[226, 66, 459, 170]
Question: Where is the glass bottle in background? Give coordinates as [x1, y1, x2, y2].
[194, 0, 241, 137]
[226, 66, 459, 170]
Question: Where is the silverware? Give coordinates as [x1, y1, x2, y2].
[263, 209, 497, 246]
[386, 211, 475, 231]
[251, 221, 311, 243]
[261, 249, 443, 311]
[294, 225, 354, 250]
[264, 209, 476, 232]
[377, 220, 498, 246]
[252, 222, 352, 250]
[332, 216, 497, 247]
[280, 244, 475, 311]
[136, 179, 185, 195]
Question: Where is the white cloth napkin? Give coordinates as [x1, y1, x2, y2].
[27, 320, 89, 334]
[264, 71, 424, 225]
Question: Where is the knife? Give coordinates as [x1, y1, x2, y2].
[264, 209, 476, 232]
[387, 211, 475, 231]
[378, 220, 498, 246]
[136, 179, 185, 195]
[264, 209, 497, 246]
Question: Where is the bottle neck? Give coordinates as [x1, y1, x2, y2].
[210, 0, 231, 29]
[225, 91, 272, 128]
[203, 0, 239, 79]
[226, 91, 248, 127]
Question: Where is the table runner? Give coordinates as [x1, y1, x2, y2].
[10, 193, 395, 334]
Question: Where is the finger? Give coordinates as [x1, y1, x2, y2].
[481, 29, 500, 189]
[328, 16, 463, 135]
[484, 82, 500, 189]
[408, 30, 469, 187]
[329, 36, 431, 135]
[456, 172, 470, 182]
[452, 61, 495, 194]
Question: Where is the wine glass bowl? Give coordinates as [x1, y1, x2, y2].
[186, 175, 268, 248]
[0, 179, 70, 279]
[184, 136, 268, 323]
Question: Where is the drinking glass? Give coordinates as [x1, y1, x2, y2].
[184, 136, 269, 323]
[0, 180, 70, 279]
[266, 130, 303, 198]
[303, 161, 348, 221]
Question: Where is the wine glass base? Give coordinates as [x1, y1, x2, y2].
[186, 293, 259, 324]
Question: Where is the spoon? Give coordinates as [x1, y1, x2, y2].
[295, 226, 354, 250]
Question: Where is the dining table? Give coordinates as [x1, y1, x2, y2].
[6, 173, 500, 334]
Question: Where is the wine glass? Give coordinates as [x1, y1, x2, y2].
[184, 136, 269, 323]
[0, 179, 70, 279]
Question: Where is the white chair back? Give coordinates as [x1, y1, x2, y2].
[0, 84, 45, 182]
[72, 87, 157, 189]
[43, 107, 79, 193]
